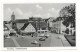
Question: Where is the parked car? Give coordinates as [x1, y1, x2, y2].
[9, 29, 16, 36]
[4, 30, 10, 38]
[4, 27, 10, 38]
[31, 40, 39, 45]
[39, 37, 46, 41]
[44, 35, 49, 38]
[39, 33, 49, 38]
[22, 33, 26, 36]
[38, 33, 44, 37]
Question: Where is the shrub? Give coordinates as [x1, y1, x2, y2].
[65, 28, 69, 34]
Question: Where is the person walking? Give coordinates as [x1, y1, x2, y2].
[39, 43, 41, 47]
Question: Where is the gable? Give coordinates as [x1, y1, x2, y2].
[24, 23, 36, 32]
[15, 19, 28, 23]
[17, 23, 25, 29]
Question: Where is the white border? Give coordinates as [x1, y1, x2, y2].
[0, 0, 79, 51]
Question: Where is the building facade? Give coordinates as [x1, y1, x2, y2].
[52, 20, 66, 34]
[47, 17, 55, 30]
[52, 17, 66, 34]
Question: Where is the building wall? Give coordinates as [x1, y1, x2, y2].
[52, 20, 75, 35]
[52, 20, 66, 34]
[67, 24, 75, 35]
[48, 17, 55, 28]
[60, 21, 66, 34]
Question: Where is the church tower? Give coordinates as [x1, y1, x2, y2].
[11, 12, 15, 22]
[11, 12, 16, 29]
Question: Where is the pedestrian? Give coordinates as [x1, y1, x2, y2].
[39, 43, 41, 47]
[16, 34, 18, 37]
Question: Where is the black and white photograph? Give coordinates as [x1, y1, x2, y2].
[3, 3, 76, 47]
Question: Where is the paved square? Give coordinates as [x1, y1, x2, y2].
[4, 32, 71, 47]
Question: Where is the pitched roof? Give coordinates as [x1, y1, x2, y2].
[4, 24, 9, 30]
[4, 21, 9, 24]
[15, 19, 28, 23]
[16, 23, 25, 29]
[20, 21, 37, 30]
[43, 19, 49, 22]
[4, 24, 7, 28]
[48, 17, 55, 22]
[29, 17, 42, 21]
[20, 22, 29, 30]
[21, 21, 48, 30]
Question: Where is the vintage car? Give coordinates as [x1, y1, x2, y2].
[37, 30, 49, 38]
[31, 40, 39, 45]
[9, 29, 16, 36]
[39, 33, 49, 38]
[39, 37, 46, 41]
[44, 35, 50, 38]
[4, 27, 10, 38]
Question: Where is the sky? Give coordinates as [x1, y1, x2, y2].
[3, 3, 72, 21]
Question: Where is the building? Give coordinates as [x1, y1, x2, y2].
[11, 12, 15, 21]
[4, 24, 10, 38]
[47, 17, 55, 30]
[28, 17, 48, 31]
[53, 17, 75, 35]
[19, 17, 48, 36]
[15, 19, 28, 29]
[6, 13, 49, 36]
[52, 17, 66, 34]
[21, 22, 36, 36]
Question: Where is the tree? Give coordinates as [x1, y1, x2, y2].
[65, 28, 69, 34]
[59, 4, 75, 28]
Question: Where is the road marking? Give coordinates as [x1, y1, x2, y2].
[11, 37, 20, 47]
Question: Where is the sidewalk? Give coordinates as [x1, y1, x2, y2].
[50, 33, 63, 47]
[59, 35, 71, 46]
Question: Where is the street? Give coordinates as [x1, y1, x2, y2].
[4, 32, 71, 47]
